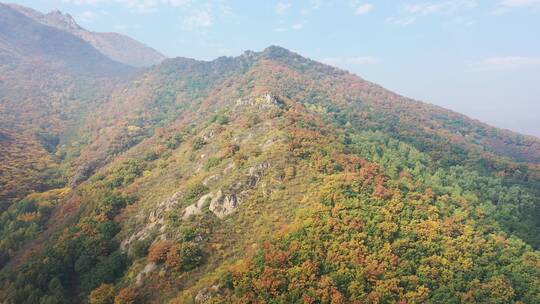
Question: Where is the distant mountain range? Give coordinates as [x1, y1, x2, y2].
[0, 2, 133, 75]
[4, 2, 165, 68]
[1, 3, 540, 304]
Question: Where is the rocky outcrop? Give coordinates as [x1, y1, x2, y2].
[182, 193, 213, 219]
[208, 189, 244, 218]
[248, 162, 272, 186]
[182, 161, 272, 220]
[148, 191, 183, 223]
[235, 93, 285, 109]
[124, 161, 272, 252]
[121, 190, 182, 251]
[135, 262, 157, 285]
[202, 130, 215, 141]
[212, 161, 271, 217]
[195, 285, 220, 303]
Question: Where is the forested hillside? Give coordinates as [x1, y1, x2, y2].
[0, 2, 135, 209]
[1, 32, 540, 303]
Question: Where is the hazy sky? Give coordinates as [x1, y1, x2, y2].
[10, 0, 540, 137]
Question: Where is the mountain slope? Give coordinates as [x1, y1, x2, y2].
[0, 47, 539, 304]
[0, 2, 135, 209]
[7, 3, 166, 67]
[64, 46, 540, 186]
[0, 3, 132, 75]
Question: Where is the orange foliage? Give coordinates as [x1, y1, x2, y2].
[114, 287, 138, 304]
[89, 284, 115, 304]
[148, 240, 173, 263]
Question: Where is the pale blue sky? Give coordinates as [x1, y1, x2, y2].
[9, 0, 540, 137]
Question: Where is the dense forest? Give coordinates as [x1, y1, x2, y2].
[1, 4, 540, 302]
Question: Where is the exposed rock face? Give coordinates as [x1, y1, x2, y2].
[202, 130, 215, 141]
[210, 162, 271, 218]
[40, 10, 81, 32]
[135, 262, 157, 285]
[195, 285, 220, 303]
[182, 193, 213, 219]
[235, 93, 285, 109]
[202, 174, 220, 186]
[124, 159, 272, 253]
[208, 189, 243, 219]
[248, 162, 272, 185]
[185, 161, 272, 219]
[148, 190, 183, 224]
[121, 190, 182, 250]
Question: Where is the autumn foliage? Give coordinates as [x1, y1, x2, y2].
[1, 46, 540, 304]
[148, 240, 174, 264]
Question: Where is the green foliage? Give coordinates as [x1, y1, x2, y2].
[3, 46, 540, 304]
[104, 160, 147, 189]
[1, 189, 130, 303]
[211, 113, 230, 125]
[89, 284, 115, 304]
[178, 226, 199, 242]
[165, 242, 203, 272]
[219, 271, 234, 291]
[34, 131, 60, 153]
[184, 183, 209, 204]
[204, 157, 222, 171]
[246, 113, 261, 126]
[0, 188, 70, 265]
[165, 133, 184, 149]
[215, 172, 540, 303]
[348, 130, 540, 249]
[80, 251, 128, 295]
[191, 138, 206, 151]
[143, 151, 159, 161]
[130, 239, 151, 259]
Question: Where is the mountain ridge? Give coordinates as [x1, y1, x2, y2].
[1, 9, 540, 303]
[0, 2, 133, 74]
[5, 2, 166, 67]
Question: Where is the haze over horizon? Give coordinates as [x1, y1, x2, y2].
[8, 0, 540, 138]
